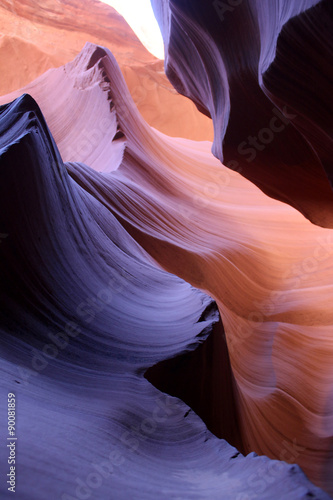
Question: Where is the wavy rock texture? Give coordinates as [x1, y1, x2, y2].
[0, 0, 213, 140]
[152, 0, 333, 227]
[0, 42, 332, 498]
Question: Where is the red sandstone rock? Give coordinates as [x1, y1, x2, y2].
[0, 42, 332, 497]
[0, 0, 213, 140]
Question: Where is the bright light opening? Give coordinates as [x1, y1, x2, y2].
[100, 0, 164, 59]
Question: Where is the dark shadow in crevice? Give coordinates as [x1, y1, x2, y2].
[87, 46, 107, 70]
[113, 129, 125, 141]
[145, 302, 244, 453]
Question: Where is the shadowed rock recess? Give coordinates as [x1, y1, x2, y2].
[0, 2, 332, 500]
[152, 0, 333, 227]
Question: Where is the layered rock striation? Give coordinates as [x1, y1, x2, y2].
[0, 40, 332, 497]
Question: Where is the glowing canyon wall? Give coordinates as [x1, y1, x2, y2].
[0, 0, 332, 498]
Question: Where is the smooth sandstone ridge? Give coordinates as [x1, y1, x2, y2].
[0, 0, 213, 140]
[0, 40, 332, 498]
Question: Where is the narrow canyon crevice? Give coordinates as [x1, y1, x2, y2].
[145, 302, 244, 453]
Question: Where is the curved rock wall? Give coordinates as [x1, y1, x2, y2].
[0, 41, 332, 497]
[152, 0, 333, 227]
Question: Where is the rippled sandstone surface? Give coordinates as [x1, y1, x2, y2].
[0, 0, 332, 498]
